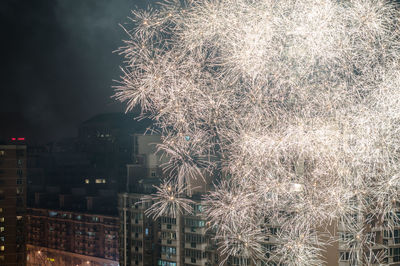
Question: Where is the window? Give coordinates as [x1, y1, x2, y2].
[16, 187, 23, 195]
[0, 190, 4, 200]
[161, 217, 176, 224]
[185, 218, 205, 228]
[49, 211, 58, 217]
[161, 246, 176, 255]
[16, 179, 23, 185]
[85, 179, 90, 184]
[0, 151, 4, 156]
[0, 227, 4, 232]
[0, 218, 4, 222]
[0, 246, 4, 251]
[157, 260, 177, 266]
[340, 252, 350, 261]
[0, 237, 4, 242]
[95, 179, 106, 184]
[16, 216, 22, 220]
[269, 228, 279, 235]
[145, 228, 149, 236]
[17, 169, 23, 176]
[0, 208, 2, 213]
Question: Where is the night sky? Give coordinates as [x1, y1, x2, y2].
[0, 0, 153, 143]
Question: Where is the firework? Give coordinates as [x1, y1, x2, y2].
[116, 0, 400, 264]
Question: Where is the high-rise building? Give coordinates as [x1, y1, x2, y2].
[0, 143, 27, 265]
[119, 133, 219, 266]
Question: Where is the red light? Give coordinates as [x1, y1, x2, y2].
[17, 138, 25, 141]
[11, 138, 16, 141]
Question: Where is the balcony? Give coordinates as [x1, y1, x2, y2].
[185, 242, 207, 250]
[184, 257, 208, 265]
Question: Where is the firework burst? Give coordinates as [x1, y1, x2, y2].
[116, 0, 400, 264]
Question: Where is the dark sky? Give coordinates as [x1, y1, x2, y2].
[0, 0, 153, 143]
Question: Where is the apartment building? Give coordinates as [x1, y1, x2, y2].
[119, 192, 159, 266]
[26, 208, 119, 265]
[0, 143, 27, 265]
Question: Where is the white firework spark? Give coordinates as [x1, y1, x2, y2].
[115, 0, 400, 264]
[142, 181, 194, 219]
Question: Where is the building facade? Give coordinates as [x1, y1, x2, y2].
[26, 208, 119, 266]
[0, 144, 27, 265]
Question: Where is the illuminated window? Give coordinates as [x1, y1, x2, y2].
[95, 179, 106, 184]
[0, 246, 4, 251]
[85, 179, 90, 184]
[16, 216, 22, 220]
[0, 151, 4, 156]
[16, 187, 23, 195]
[47, 258, 55, 262]
[0, 227, 4, 232]
[0, 237, 4, 242]
[48, 211, 58, 217]
[0, 208, 2, 213]
[0, 218, 4, 222]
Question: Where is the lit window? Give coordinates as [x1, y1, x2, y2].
[0, 227, 4, 232]
[95, 179, 106, 184]
[0, 218, 4, 222]
[0, 237, 4, 242]
[0, 151, 4, 156]
[0, 246, 4, 251]
[47, 258, 55, 262]
[85, 179, 90, 184]
[0, 208, 2, 213]
[16, 216, 22, 220]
